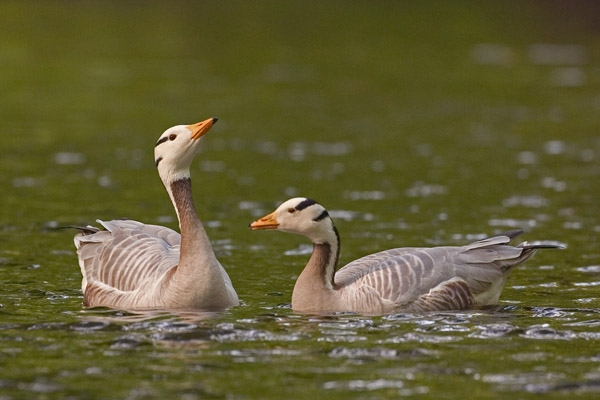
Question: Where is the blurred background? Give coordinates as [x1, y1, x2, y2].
[0, 1, 599, 398]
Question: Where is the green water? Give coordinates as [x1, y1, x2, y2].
[1, 1, 599, 398]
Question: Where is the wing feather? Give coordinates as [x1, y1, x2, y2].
[333, 232, 540, 310]
[75, 219, 181, 293]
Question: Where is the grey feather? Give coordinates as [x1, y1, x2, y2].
[334, 231, 560, 311]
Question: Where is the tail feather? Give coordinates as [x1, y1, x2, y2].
[495, 229, 524, 240]
[74, 225, 101, 235]
[56, 224, 101, 235]
[517, 241, 566, 250]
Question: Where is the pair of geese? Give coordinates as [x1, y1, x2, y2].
[75, 118, 560, 315]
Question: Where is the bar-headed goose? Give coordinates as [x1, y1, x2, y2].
[251, 197, 561, 314]
[74, 118, 239, 310]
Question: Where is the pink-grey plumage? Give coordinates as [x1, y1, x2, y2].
[74, 118, 238, 311]
[250, 197, 561, 315]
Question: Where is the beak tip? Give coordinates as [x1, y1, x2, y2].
[249, 218, 278, 231]
[188, 117, 217, 139]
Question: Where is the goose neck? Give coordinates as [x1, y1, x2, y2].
[167, 178, 212, 254]
[306, 225, 341, 290]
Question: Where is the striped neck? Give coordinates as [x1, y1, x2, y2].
[167, 177, 215, 263]
[165, 177, 195, 229]
[165, 176, 198, 230]
[304, 223, 341, 290]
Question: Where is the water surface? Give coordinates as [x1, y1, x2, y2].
[1, 1, 599, 398]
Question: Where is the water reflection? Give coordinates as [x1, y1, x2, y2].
[77, 309, 226, 348]
[79, 308, 222, 326]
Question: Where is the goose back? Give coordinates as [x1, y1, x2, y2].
[333, 233, 533, 311]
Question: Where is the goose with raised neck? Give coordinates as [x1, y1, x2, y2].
[74, 117, 238, 310]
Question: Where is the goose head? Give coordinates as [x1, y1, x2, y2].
[154, 117, 217, 183]
[250, 197, 336, 244]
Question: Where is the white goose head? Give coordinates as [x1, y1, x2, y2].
[250, 197, 336, 244]
[154, 117, 217, 183]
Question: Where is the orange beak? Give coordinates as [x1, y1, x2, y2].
[187, 117, 218, 140]
[250, 212, 279, 230]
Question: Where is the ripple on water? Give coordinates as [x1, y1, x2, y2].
[323, 378, 405, 391]
[574, 281, 600, 287]
[317, 319, 374, 330]
[383, 313, 421, 321]
[220, 348, 303, 363]
[318, 334, 367, 343]
[521, 324, 577, 340]
[286, 141, 353, 161]
[16, 378, 62, 395]
[532, 380, 600, 395]
[531, 307, 573, 318]
[488, 218, 537, 228]
[150, 328, 214, 344]
[405, 181, 447, 197]
[54, 151, 87, 165]
[471, 43, 515, 66]
[110, 335, 148, 349]
[469, 323, 519, 339]
[575, 298, 598, 304]
[577, 332, 600, 340]
[502, 195, 549, 208]
[316, 318, 375, 343]
[564, 319, 600, 328]
[481, 371, 567, 390]
[343, 190, 386, 201]
[511, 352, 550, 362]
[383, 332, 462, 344]
[328, 346, 435, 360]
[69, 320, 111, 332]
[27, 322, 67, 331]
[577, 265, 600, 273]
[284, 244, 313, 256]
[210, 325, 305, 343]
[329, 209, 374, 221]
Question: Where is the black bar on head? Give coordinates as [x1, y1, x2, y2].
[313, 209, 329, 222]
[295, 198, 317, 211]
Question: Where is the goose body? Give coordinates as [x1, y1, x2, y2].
[250, 197, 561, 315]
[74, 118, 238, 310]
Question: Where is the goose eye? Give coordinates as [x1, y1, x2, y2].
[169, 134, 177, 141]
[287, 208, 296, 214]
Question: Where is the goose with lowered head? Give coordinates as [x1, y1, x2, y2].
[74, 117, 239, 310]
[250, 197, 561, 315]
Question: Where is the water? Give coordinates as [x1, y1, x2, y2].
[1, 1, 599, 398]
